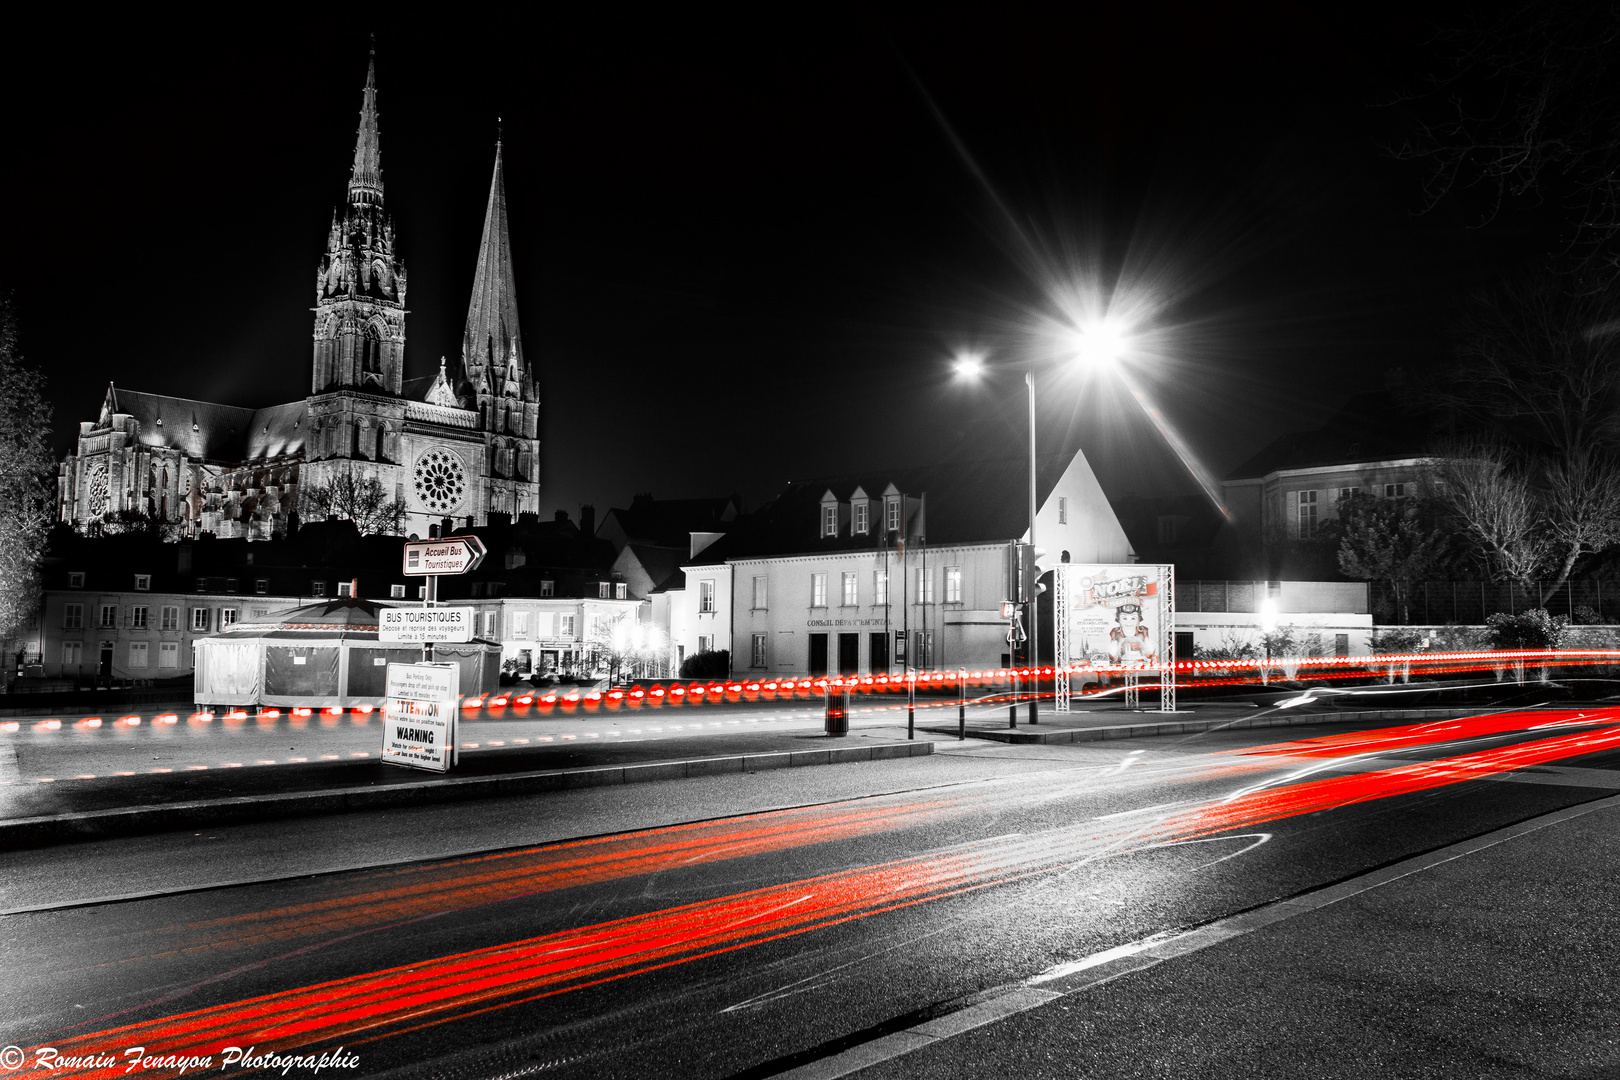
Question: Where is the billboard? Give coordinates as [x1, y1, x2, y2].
[1059, 564, 1173, 672]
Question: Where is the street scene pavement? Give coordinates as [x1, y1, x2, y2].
[4, 697, 1619, 1079]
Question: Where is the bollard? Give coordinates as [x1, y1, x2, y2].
[907, 673, 915, 739]
[1009, 670, 1018, 728]
[1029, 667, 1039, 724]
[824, 684, 849, 736]
[958, 668, 966, 741]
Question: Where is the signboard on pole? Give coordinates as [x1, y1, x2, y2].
[402, 536, 488, 577]
[379, 606, 474, 644]
[382, 662, 460, 772]
[1059, 564, 1173, 673]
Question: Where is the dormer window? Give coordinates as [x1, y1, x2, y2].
[853, 502, 869, 534]
[69, 572, 85, 589]
[822, 505, 838, 538]
[886, 499, 901, 533]
[133, 574, 151, 591]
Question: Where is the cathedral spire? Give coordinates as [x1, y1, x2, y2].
[347, 42, 383, 206]
[460, 132, 524, 390]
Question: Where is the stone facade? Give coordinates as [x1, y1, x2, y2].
[58, 50, 541, 541]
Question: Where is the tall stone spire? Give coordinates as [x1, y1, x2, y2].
[460, 135, 524, 392]
[347, 43, 383, 206]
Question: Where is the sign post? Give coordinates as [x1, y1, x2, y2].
[400, 533, 487, 664]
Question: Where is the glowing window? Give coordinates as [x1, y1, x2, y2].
[945, 566, 962, 604]
[615, 582, 627, 600]
[916, 569, 934, 604]
[873, 570, 888, 606]
[811, 573, 827, 608]
[842, 572, 858, 606]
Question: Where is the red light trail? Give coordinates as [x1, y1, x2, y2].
[23, 715, 1620, 1077]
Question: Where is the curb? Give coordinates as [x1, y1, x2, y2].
[0, 739, 934, 851]
[920, 707, 1533, 745]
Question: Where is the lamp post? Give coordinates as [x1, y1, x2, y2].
[954, 320, 1127, 719]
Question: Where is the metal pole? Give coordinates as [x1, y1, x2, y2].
[959, 668, 966, 740]
[1009, 669, 1018, 728]
[423, 573, 437, 665]
[1025, 370, 1039, 725]
[907, 672, 914, 739]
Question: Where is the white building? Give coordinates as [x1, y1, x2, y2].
[658, 451, 1135, 676]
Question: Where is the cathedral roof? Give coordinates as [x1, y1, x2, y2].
[101, 386, 259, 462]
[244, 400, 309, 460]
[461, 139, 524, 386]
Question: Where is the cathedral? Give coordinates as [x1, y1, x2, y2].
[57, 51, 542, 540]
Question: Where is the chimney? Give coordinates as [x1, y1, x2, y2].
[580, 504, 596, 538]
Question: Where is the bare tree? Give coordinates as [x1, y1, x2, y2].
[1540, 449, 1620, 589]
[1431, 448, 1550, 585]
[0, 297, 53, 646]
[302, 471, 406, 536]
[1393, 2, 1620, 277]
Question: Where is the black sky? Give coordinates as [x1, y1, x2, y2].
[0, 4, 1550, 521]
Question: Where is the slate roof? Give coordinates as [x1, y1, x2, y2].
[599, 495, 741, 547]
[623, 543, 687, 592]
[701, 454, 1076, 564]
[1225, 391, 1435, 481]
[105, 387, 261, 462]
[243, 400, 309, 460]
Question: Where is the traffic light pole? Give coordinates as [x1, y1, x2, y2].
[1025, 372, 1040, 726]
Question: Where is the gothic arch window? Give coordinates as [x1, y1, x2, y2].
[362, 321, 385, 380]
[376, 423, 390, 464]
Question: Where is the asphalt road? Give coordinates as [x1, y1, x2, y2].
[4, 708, 1619, 1080]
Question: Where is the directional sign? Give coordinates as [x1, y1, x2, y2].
[379, 606, 474, 644]
[382, 662, 459, 772]
[402, 535, 488, 576]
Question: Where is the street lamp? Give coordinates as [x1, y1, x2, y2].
[953, 322, 1129, 719]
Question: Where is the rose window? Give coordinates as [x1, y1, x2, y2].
[86, 462, 109, 516]
[413, 448, 467, 514]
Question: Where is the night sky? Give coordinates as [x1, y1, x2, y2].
[1, 5, 1550, 522]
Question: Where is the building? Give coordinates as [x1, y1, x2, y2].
[657, 450, 1135, 676]
[56, 50, 541, 542]
[1220, 390, 1439, 578]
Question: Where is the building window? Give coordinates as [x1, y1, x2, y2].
[131, 606, 148, 630]
[161, 606, 179, 631]
[99, 604, 118, 629]
[1297, 490, 1318, 538]
[129, 641, 149, 669]
[945, 566, 962, 604]
[1058, 497, 1068, 524]
[751, 633, 767, 668]
[822, 505, 838, 538]
[514, 611, 530, 638]
[337, 581, 355, 598]
[226, 578, 238, 592]
[698, 634, 713, 653]
[559, 614, 576, 638]
[220, 608, 237, 628]
[1384, 483, 1406, 498]
[874, 569, 888, 606]
[913, 630, 933, 667]
[699, 580, 716, 613]
[842, 572, 858, 606]
[479, 612, 497, 638]
[68, 572, 85, 589]
[811, 573, 827, 608]
[64, 604, 83, 629]
[598, 582, 610, 599]
[854, 502, 869, 534]
[255, 579, 269, 595]
[311, 581, 327, 597]
[62, 641, 81, 667]
[134, 574, 151, 591]
[752, 575, 767, 610]
[191, 608, 210, 632]
[916, 568, 934, 604]
[615, 582, 627, 600]
[159, 641, 179, 669]
[540, 579, 555, 597]
[886, 499, 900, 533]
[1337, 487, 1360, 503]
[390, 584, 406, 599]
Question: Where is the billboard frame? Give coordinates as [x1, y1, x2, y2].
[1054, 563, 1176, 713]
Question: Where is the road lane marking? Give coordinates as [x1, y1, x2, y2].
[773, 789, 1620, 1080]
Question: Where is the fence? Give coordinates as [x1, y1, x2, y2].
[1369, 580, 1617, 625]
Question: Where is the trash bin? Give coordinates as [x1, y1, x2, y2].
[824, 686, 849, 736]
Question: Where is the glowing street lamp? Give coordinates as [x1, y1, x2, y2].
[951, 319, 1133, 718]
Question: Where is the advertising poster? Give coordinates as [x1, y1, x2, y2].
[1062, 564, 1173, 672]
[382, 662, 460, 772]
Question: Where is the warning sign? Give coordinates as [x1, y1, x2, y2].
[382, 662, 460, 773]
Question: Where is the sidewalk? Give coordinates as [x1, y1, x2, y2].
[0, 725, 933, 850]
